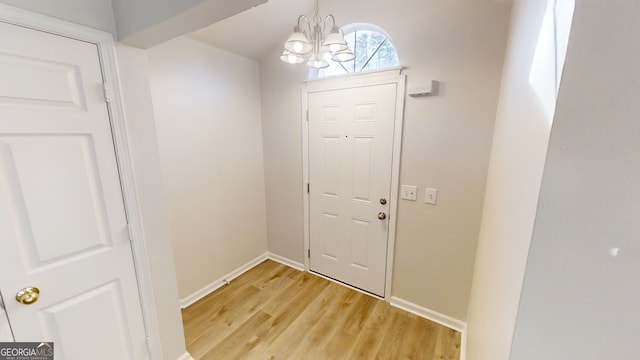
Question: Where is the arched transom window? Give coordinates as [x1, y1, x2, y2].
[314, 23, 400, 78]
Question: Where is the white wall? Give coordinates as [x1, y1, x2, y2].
[260, 0, 510, 320]
[147, 37, 268, 300]
[260, 50, 309, 263]
[510, 0, 640, 358]
[115, 44, 188, 360]
[465, 0, 573, 358]
[0, 0, 116, 35]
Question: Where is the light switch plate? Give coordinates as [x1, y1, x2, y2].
[425, 188, 438, 205]
[400, 185, 418, 201]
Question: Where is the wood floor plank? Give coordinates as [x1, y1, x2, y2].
[186, 285, 262, 358]
[185, 263, 298, 357]
[375, 308, 413, 359]
[199, 310, 272, 360]
[396, 316, 438, 360]
[319, 291, 379, 359]
[182, 260, 283, 338]
[433, 328, 462, 360]
[346, 300, 391, 358]
[250, 273, 331, 347]
[183, 260, 281, 322]
[246, 279, 342, 359]
[260, 271, 327, 317]
[286, 283, 360, 359]
[183, 260, 461, 360]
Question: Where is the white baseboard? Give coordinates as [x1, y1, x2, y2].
[177, 256, 466, 359]
[460, 328, 467, 360]
[176, 351, 194, 360]
[267, 252, 304, 271]
[180, 253, 268, 309]
[389, 296, 466, 332]
[390, 296, 467, 360]
[179, 252, 303, 309]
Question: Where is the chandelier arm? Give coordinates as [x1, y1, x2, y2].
[323, 14, 336, 34]
[297, 15, 312, 36]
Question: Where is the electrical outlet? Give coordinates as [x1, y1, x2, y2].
[425, 188, 438, 205]
[400, 185, 418, 201]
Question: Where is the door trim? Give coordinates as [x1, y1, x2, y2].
[0, 4, 162, 359]
[301, 69, 406, 300]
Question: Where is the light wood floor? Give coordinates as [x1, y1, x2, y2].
[182, 260, 461, 360]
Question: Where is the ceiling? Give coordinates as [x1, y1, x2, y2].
[187, 0, 315, 60]
[186, 0, 513, 60]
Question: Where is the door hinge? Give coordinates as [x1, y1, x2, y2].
[308, 249, 311, 258]
[102, 83, 111, 103]
[307, 183, 310, 193]
[306, 109, 309, 122]
[127, 223, 134, 242]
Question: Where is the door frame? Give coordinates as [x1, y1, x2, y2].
[302, 68, 406, 300]
[0, 4, 162, 359]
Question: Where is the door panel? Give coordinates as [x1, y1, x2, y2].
[41, 281, 133, 360]
[1, 135, 112, 266]
[320, 213, 340, 260]
[0, 22, 147, 360]
[309, 83, 397, 296]
[352, 136, 374, 202]
[0, 52, 86, 110]
[321, 136, 341, 196]
[350, 218, 372, 269]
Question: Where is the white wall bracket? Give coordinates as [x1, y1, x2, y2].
[408, 80, 439, 97]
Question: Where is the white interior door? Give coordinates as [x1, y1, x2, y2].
[0, 291, 13, 342]
[0, 22, 148, 359]
[308, 82, 398, 297]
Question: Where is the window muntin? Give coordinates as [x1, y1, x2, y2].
[316, 26, 400, 78]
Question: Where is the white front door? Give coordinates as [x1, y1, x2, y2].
[308, 81, 399, 297]
[0, 22, 148, 359]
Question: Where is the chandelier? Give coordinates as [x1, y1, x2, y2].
[280, 0, 354, 69]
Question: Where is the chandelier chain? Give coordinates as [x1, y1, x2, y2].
[313, 0, 322, 25]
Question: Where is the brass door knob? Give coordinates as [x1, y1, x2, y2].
[16, 287, 40, 305]
[378, 212, 387, 220]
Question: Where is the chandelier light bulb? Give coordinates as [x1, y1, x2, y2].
[287, 54, 299, 64]
[293, 42, 304, 53]
[323, 25, 348, 53]
[280, 50, 304, 64]
[284, 26, 312, 55]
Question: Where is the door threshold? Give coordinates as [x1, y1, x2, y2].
[309, 270, 384, 300]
